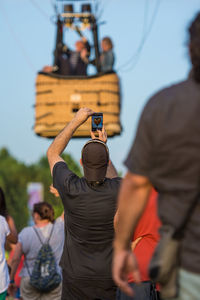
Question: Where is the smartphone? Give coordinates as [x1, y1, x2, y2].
[91, 113, 103, 131]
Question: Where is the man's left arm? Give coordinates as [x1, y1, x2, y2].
[112, 99, 156, 296]
[91, 127, 118, 178]
[47, 107, 94, 175]
[113, 172, 152, 296]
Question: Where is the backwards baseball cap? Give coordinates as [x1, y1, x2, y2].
[81, 139, 109, 182]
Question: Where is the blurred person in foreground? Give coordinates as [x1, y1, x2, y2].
[113, 12, 200, 300]
[47, 107, 121, 300]
[9, 202, 64, 300]
[115, 189, 161, 300]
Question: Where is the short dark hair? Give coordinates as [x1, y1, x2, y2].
[33, 202, 55, 223]
[189, 12, 200, 82]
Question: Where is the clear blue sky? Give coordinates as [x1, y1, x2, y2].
[0, 0, 200, 174]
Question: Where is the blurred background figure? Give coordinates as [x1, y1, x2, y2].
[43, 36, 90, 76]
[89, 36, 115, 73]
[0, 187, 18, 300]
[9, 202, 64, 300]
[100, 36, 115, 72]
[0, 187, 18, 246]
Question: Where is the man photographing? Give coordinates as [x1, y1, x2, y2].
[47, 108, 121, 300]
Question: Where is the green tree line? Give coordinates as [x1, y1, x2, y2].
[0, 147, 82, 232]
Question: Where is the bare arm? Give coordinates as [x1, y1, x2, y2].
[7, 233, 17, 244]
[47, 108, 94, 175]
[49, 184, 64, 221]
[6, 216, 18, 244]
[112, 172, 152, 296]
[9, 242, 23, 281]
[114, 172, 151, 249]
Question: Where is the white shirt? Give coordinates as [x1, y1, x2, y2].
[0, 216, 10, 293]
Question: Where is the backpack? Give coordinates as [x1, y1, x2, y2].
[26, 224, 62, 293]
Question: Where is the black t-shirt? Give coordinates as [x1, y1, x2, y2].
[125, 74, 200, 274]
[53, 161, 121, 281]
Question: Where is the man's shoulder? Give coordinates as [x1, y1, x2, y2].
[53, 161, 70, 172]
[110, 176, 122, 182]
[139, 79, 190, 124]
[53, 161, 78, 180]
[146, 78, 190, 109]
[105, 177, 121, 187]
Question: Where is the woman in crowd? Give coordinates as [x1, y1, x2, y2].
[0, 187, 18, 300]
[9, 202, 64, 300]
[0, 187, 18, 243]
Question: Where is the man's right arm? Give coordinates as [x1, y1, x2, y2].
[47, 108, 94, 175]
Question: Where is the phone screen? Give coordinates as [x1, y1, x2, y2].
[91, 113, 103, 131]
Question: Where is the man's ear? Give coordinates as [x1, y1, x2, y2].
[80, 158, 83, 166]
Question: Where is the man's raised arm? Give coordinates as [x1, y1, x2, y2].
[90, 126, 118, 178]
[47, 107, 94, 175]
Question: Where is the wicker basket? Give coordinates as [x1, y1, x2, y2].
[34, 72, 122, 138]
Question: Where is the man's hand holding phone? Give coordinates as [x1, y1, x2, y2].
[91, 113, 103, 132]
[91, 125, 107, 144]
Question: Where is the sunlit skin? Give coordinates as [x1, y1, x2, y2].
[101, 41, 111, 52]
[113, 172, 152, 296]
[75, 40, 85, 52]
